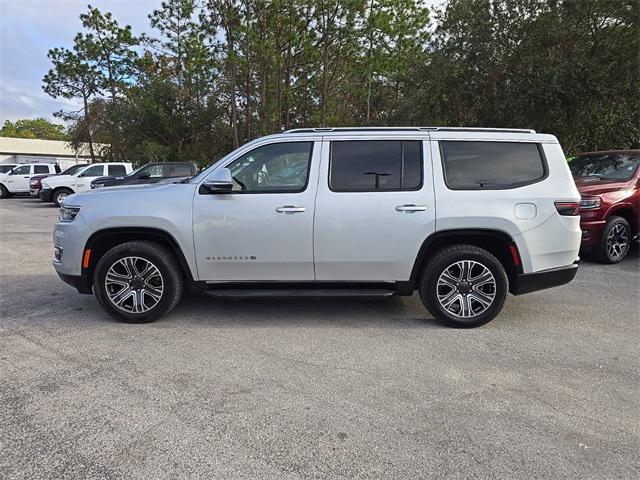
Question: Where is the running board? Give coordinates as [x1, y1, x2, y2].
[204, 288, 397, 298]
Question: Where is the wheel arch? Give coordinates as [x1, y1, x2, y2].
[410, 229, 522, 293]
[607, 206, 638, 236]
[83, 227, 195, 288]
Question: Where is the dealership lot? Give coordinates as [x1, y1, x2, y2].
[0, 197, 638, 479]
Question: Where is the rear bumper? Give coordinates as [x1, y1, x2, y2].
[511, 261, 579, 295]
[39, 188, 53, 202]
[580, 219, 606, 247]
[56, 271, 93, 294]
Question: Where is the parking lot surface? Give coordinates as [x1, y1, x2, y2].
[1, 197, 638, 479]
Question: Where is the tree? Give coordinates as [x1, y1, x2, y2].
[0, 118, 68, 140]
[42, 46, 102, 161]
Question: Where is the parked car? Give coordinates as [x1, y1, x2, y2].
[29, 163, 89, 197]
[52, 127, 581, 327]
[40, 162, 133, 206]
[569, 150, 639, 263]
[91, 162, 198, 189]
[0, 164, 18, 174]
[0, 163, 60, 198]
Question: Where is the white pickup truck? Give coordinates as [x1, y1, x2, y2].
[40, 162, 133, 206]
[0, 163, 61, 198]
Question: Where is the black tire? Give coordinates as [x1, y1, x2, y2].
[0, 184, 12, 199]
[52, 188, 73, 207]
[93, 241, 184, 323]
[595, 216, 631, 264]
[419, 245, 508, 328]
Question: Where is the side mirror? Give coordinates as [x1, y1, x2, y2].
[200, 168, 233, 194]
[138, 171, 151, 179]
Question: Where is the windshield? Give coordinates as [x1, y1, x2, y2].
[0, 165, 16, 174]
[60, 164, 88, 175]
[569, 152, 640, 181]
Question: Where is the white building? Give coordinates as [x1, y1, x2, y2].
[0, 137, 108, 170]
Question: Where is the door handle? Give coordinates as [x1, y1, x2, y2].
[395, 204, 427, 212]
[276, 205, 306, 214]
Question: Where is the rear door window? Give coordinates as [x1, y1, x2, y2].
[108, 165, 127, 176]
[329, 140, 423, 192]
[440, 141, 546, 189]
[34, 165, 50, 174]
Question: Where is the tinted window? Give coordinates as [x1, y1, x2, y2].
[228, 142, 312, 193]
[34, 165, 50, 174]
[166, 164, 194, 176]
[441, 141, 546, 189]
[108, 165, 127, 176]
[80, 165, 104, 177]
[569, 152, 639, 181]
[330, 140, 422, 192]
[0, 165, 15, 173]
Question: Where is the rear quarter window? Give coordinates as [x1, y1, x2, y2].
[440, 141, 547, 190]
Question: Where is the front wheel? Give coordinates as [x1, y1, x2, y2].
[419, 245, 508, 328]
[93, 241, 184, 323]
[53, 188, 73, 207]
[0, 184, 12, 199]
[596, 216, 631, 264]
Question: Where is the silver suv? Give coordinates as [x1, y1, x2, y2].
[52, 127, 581, 327]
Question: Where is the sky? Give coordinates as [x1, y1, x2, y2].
[0, 0, 444, 125]
[0, 0, 160, 123]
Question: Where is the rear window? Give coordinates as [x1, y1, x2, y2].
[440, 141, 546, 190]
[108, 165, 127, 176]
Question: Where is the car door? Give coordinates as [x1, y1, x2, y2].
[74, 165, 105, 192]
[193, 139, 320, 281]
[314, 137, 436, 281]
[6, 165, 32, 192]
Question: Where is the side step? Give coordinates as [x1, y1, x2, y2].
[204, 288, 396, 298]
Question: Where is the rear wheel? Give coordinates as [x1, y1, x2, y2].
[0, 184, 12, 199]
[93, 241, 183, 323]
[419, 245, 508, 328]
[53, 188, 73, 207]
[596, 216, 631, 264]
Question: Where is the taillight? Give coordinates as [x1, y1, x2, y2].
[554, 201, 580, 216]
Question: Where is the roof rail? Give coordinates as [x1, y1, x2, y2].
[283, 127, 536, 134]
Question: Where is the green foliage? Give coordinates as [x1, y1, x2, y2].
[0, 118, 68, 141]
[42, 0, 638, 167]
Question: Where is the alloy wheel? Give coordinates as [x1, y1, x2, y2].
[606, 223, 629, 260]
[436, 260, 496, 319]
[105, 256, 164, 313]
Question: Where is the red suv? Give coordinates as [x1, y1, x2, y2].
[569, 150, 639, 263]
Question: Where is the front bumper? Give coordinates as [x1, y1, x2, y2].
[579, 219, 606, 247]
[29, 188, 40, 197]
[510, 260, 579, 295]
[39, 188, 53, 202]
[56, 271, 93, 294]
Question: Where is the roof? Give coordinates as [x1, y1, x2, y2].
[0, 137, 108, 158]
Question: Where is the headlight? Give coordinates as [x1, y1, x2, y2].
[579, 196, 602, 210]
[41, 182, 50, 189]
[91, 183, 103, 189]
[59, 206, 81, 222]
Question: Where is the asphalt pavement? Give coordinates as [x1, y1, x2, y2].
[1, 197, 638, 479]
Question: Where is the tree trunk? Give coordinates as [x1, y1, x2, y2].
[82, 94, 96, 163]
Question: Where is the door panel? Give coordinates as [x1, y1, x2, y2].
[314, 138, 436, 281]
[193, 139, 321, 281]
[75, 165, 105, 192]
[6, 165, 32, 192]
